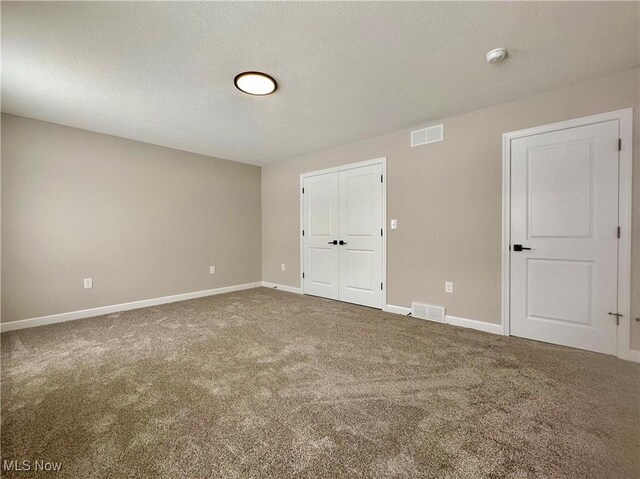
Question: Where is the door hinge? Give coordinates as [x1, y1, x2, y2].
[381, 228, 383, 237]
[618, 138, 622, 151]
[302, 272, 305, 279]
[617, 226, 621, 238]
[381, 282, 383, 290]
[302, 229, 305, 236]
[302, 187, 305, 194]
[381, 175, 383, 183]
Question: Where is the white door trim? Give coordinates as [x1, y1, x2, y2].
[501, 108, 634, 360]
[300, 157, 387, 309]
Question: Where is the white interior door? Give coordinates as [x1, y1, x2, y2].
[302, 162, 384, 308]
[510, 120, 620, 354]
[302, 172, 339, 300]
[338, 164, 383, 308]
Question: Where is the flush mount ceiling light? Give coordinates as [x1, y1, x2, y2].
[234, 71, 278, 96]
[485, 48, 508, 64]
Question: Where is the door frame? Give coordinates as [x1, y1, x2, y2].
[300, 157, 388, 309]
[501, 108, 634, 360]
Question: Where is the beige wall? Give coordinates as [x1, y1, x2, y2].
[262, 68, 640, 350]
[1, 114, 262, 323]
[2, 70, 638, 351]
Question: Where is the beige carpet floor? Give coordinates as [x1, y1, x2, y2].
[1, 287, 638, 478]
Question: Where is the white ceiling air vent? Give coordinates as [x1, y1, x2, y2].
[410, 124, 444, 147]
[411, 302, 446, 323]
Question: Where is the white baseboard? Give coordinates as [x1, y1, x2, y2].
[385, 304, 504, 336]
[444, 314, 505, 335]
[384, 304, 412, 316]
[0, 281, 262, 333]
[261, 282, 302, 294]
[385, 305, 640, 361]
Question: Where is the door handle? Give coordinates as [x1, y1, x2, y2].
[512, 244, 532, 252]
[608, 312, 623, 325]
[327, 240, 338, 245]
[339, 240, 347, 245]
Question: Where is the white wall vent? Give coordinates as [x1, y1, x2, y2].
[411, 302, 446, 323]
[410, 124, 444, 147]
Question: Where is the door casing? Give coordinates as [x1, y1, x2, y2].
[501, 108, 634, 361]
[300, 157, 387, 309]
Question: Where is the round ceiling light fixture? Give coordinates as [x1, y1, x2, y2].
[485, 48, 508, 64]
[234, 71, 278, 96]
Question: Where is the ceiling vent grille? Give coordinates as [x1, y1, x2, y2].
[411, 302, 445, 323]
[410, 124, 444, 147]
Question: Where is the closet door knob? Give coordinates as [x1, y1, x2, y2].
[339, 240, 347, 245]
[327, 240, 338, 245]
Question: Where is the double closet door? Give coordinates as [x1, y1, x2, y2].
[302, 163, 384, 308]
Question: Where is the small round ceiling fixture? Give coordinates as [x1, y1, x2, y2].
[234, 71, 278, 96]
[485, 48, 508, 64]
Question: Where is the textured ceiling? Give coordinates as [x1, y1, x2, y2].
[2, 2, 639, 165]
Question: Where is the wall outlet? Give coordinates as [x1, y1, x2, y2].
[281, 263, 286, 272]
[210, 266, 216, 275]
[390, 219, 398, 230]
[445, 281, 453, 293]
[84, 278, 93, 289]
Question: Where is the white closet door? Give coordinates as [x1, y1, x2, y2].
[510, 120, 619, 354]
[338, 164, 383, 308]
[302, 172, 340, 299]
